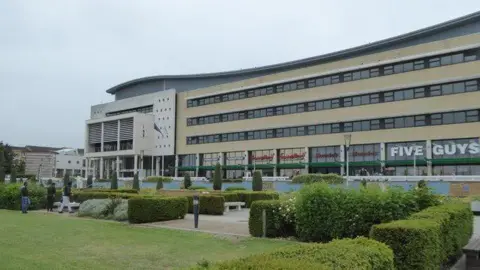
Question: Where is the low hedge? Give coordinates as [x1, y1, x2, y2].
[370, 202, 472, 270]
[234, 191, 279, 208]
[80, 188, 139, 194]
[210, 237, 394, 270]
[187, 195, 225, 215]
[249, 200, 294, 238]
[66, 191, 140, 203]
[128, 196, 188, 223]
[188, 185, 209, 190]
[292, 173, 345, 184]
[224, 186, 246, 191]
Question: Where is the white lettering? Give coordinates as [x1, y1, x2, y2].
[457, 143, 468, 155]
[444, 144, 456, 155]
[390, 147, 399, 157]
[469, 142, 480, 154]
[432, 144, 443, 155]
[414, 145, 424, 156]
[404, 146, 414, 157]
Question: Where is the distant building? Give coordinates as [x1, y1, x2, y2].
[54, 148, 86, 178]
[23, 145, 63, 178]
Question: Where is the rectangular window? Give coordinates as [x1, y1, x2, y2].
[370, 68, 380, 77]
[315, 125, 323, 134]
[324, 100, 331, 109]
[404, 116, 414, 127]
[247, 90, 254, 97]
[394, 117, 404, 128]
[394, 64, 403, 73]
[308, 79, 316, 88]
[297, 127, 305, 136]
[452, 53, 464, 64]
[403, 62, 414, 72]
[323, 124, 331, 134]
[276, 128, 283, 138]
[331, 75, 340, 84]
[454, 111, 466, 123]
[414, 87, 425, 98]
[353, 121, 362, 131]
[324, 77, 331, 85]
[307, 125, 315, 135]
[440, 55, 452, 65]
[414, 60, 425, 70]
[352, 96, 361, 106]
[331, 124, 340, 133]
[429, 57, 441, 67]
[266, 129, 274, 138]
[316, 101, 324, 110]
[371, 119, 380, 130]
[384, 92, 394, 102]
[370, 94, 380, 104]
[361, 121, 370, 131]
[466, 110, 479, 122]
[343, 97, 352, 107]
[239, 91, 246, 99]
[187, 100, 193, 107]
[247, 132, 254, 140]
[297, 103, 305, 112]
[384, 65, 393, 75]
[442, 112, 454, 124]
[453, 82, 466, 93]
[266, 108, 274, 116]
[415, 115, 426, 126]
[343, 122, 353, 132]
[266, 87, 274, 95]
[430, 85, 441, 96]
[352, 71, 361, 80]
[316, 78, 324, 86]
[331, 99, 340, 108]
[297, 81, 305, 89]
[276, 85, 283, 93]
[307, 102, 315, 111]
[361, 70, 370, 79]
[442, 84, 453, 95]
[384, 118, 394, 129]
[344, 73, 352, 82]
[361, 95, 369, 105]
[431, 113, 442, 125]
[394, 91, 404, 101]
[466, 80, 479, 92]
[276, 107, 283, 115]
[239, 132, 245, 140]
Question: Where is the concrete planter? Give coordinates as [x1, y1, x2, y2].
[471, 200, 480, 215]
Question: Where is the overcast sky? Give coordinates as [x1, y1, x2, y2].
[0, 1, 479, 148]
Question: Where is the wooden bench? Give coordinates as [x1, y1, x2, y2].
[53, 202, 81, 209]
[224, 202, 245, 212]
[463, 238, 480, 269]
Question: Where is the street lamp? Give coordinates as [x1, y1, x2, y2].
[344, 134, 352, 187]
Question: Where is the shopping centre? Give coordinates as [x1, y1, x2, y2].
[85, 11, 480, 179]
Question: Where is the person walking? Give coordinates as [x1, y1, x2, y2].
[20, 182, 30, 214]
[58, 182, 73, 214]
[46, 182, 56, 212]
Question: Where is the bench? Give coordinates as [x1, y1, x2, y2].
[463, 237, 480, 269]
[53, 202, 81, 209]
[224, 202, 245, 212]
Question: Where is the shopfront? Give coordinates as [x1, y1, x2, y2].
[177, 154, 196, 177]
[348, 144, 381, 176]
[309, 146, 341, 174]
[278, 148, 307, 178]
[385, 141, 427, 176]
[224, 151, 246, 179]
[199, 153, 221, 178]
[249, 149, 275, 176]
[431, 138, 480, 175]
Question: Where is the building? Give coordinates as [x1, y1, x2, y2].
[23, 145, 63, 178]
[85, 11, 480, 179]
[54, 148, 86, 178]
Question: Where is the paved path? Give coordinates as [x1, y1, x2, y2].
[136, 209, 250, 236]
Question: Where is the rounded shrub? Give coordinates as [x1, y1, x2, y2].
[128, 196, 188, 223]
[132, 173, 139, 191]
[184, 174, 192, 189]
[252, 171, 263, 191]
[213, 163, 222, 191]
[292, 173, 345, 184]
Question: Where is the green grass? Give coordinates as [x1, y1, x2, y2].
[0, 210, 295, 269]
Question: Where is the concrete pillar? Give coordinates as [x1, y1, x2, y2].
[426, 140, 432, 176]
[63, 169, 66, 178]
[155, 157, 160, 176]
[101, 122, 104, 152]
[273, 149, 277, 177]
[244, 150, 249, 177]
[116, 156, 120, 178]
[86, 158, 90, 177]
[100, 157, 104, 179]
[218, 152, 224, 166]
[117, 120, 121, 151]
[161, 156, 165, 177]
[93, 159, 97, 179]
[195, 153, 200, 178]
[380, 142, 386, 174]
[134, 155, 138, 176]
[106, 159, 110, 179]
[304, 147, 309, 174]
[174, 155, 179, 177]
[340, 145, 345, 176]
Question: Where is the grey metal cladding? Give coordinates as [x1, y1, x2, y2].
[109, 11, 480, 100]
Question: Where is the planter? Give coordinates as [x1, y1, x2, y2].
[471, 200, 480, 215]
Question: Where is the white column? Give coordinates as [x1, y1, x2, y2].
[219, 152, 224, 166]
[174, 155, 179, 177]
[86, 158, 90, 177]
[63, 169, 66, 177]
[134, 155, 138, 176]
[106, 159, 110, 179]
[273, 149, 277, 177]
[116, 156, 120, 178]
[244, 150, 249, 177]
[117, 120, 121, 151]
[100, 157, 104, 179]
[161, 156, 165, 177]
[155, 157, 160, 176]
[101, 122, 104, 152]
[304, 147, 309, 174]
[93, 159, 97, 179]
[195, 153, 200, 177]
[340, 145, 345, 176]
[380, 142, 386, 174]
[426, 140, 432, 176]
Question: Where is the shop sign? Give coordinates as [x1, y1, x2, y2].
[203, 157, 220, 162]
[252, 154, 274, 161]
[352, 151, 377, 157]
[315, 153, 339, 158]
[279, 152, 306, 160]
[226, 156, 244, 161]
[390, 142, 480, 157]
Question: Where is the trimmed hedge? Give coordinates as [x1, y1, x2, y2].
[68, 191, 140, 203]
[188, 185, 209, 190]
[224, 186, 246, 191]
[187, 195, 225, 215]
[371, 202, 473, 270]
[234, 191, 280, 208]
[292, 173, 345, 184]
[81, 189, 138, 194]
[296, 183, 419, 242]
[128, 196, 188, 224]
[249, 200, 295, 238]
[210, 237, 394, 270]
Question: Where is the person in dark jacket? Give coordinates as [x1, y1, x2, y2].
[46, 182, 56, 212]
[58, 182, 73, 214]
[20, 181, 30, 214]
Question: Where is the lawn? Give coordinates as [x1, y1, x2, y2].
[0, 210, 295, 269]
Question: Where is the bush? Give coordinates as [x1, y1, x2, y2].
[0, 151, 5, 183]
[252, 171, 262, 191]
[77, 199, 111, 218]
[111, 173, 118, 190]
[184, 174, 192, 189]
[370, 219, 442, 270]
[234, 191, 280, 208]
[412, 185, 441, 211]
[249, 200, 295, 238]
[221, 192, 239, 202]
[145, 176, 173, 183]
[132, 173, 139, 190]
[188, 185, 208, 190]
[187, 195, 225, 215]
[295, 183, 418, 242]
[10, 168, 16, 184]
[86, 175, 93, 188]
[0, 183, 46, 210]
[128, 197, 188, 223]
[210, 237, 394, 270]
[73, 191, 138, 203]
[156, 179, 163, 190]
[224, 186, 246, 192]
[292, 173, 345, 184]
[213, 163, 222, 191]
[112, 200, 129, 221]
[408, 202, 473, 265]
[85, 188, 138, 194]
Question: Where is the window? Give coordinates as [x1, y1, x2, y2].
[442, 84, 453, 95]
[431, 114, 442, 125]
[343, 122, 353, 132]
[415, 115, 426, 126]
[370, 94, 380, 104]
[430, 85, 441, 96]
[467, 110, 479, 122]
[384, 118, 394, 129]
[371, 119, 380, 130]
[466, 80, 478, 92]
[414, 60, 425, 70]
[343, 97, 352, 107]
[384, 92, 394, 102]
[429, 57, 440, 67]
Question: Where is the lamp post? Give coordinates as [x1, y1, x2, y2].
[344, 134, 352, 187]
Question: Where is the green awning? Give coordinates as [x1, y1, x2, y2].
[276, 163, 306, 169]
[197, 165, 215, 170]
[346, 161, 382, 166]
[385, 160, 428, 166]
[223, 165, 245, 170]
[307, 162, 342, 168]
[176, 166, 196, 171]
[247, 164, 275, 169]
[430, 157, 480, 165]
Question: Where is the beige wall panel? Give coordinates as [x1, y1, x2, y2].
[177, 122, 480, 154]
[179, 61, 480, 119]
[182, 91, 480, 136]
[181, 33, 480, 98]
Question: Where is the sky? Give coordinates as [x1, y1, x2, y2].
[0, 0, 479, 148]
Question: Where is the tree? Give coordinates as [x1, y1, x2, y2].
[111, 173, 118, 190]
[156, 178, 163, 190]
[0, 142, 15, 174]
[132, 173, 139, 191]
[63, 172, 70, 187]
[0, 149, 5, 183]
[10, 167, 17, 184]
[252, 171, 263, 191]
[86, 175, 93, 188]
[15, 160, 26, 174]
[184, 174, 192, 189]
[213, 163, 222, 191]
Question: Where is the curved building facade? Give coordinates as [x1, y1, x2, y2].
[85, 11, 480, 179]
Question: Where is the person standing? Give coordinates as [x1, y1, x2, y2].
[46, 182, 56, 212]
[58, 182, 73, 214]
[20, 182, 30, 214]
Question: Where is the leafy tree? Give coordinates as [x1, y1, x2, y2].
[0, 142, 15, 174]
[0, 149, 5, 183]
[111, 173, 118, 190]
[10, 167, 17, 184]
[63, 172, 70, 187]
[156, 178, 163, 190]
[132, 173, 140, 191]
[252, 171, 263, 191]
[184, 174, 192, 189]
[213, 163, 222, 191]
[86, 175, 93, 188]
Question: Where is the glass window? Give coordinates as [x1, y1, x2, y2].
[371, 119, 380, 130]
[315, 125, 323, 134]
[454, 111, 466, 123]
[343, 97, 352, 107]
[307, 126, 315, 135]
[331, 99, 340, 108]
[324, 100, 331, 109]
[316, 101, 324, 110]
[384, 118, 394, 129]
[442, 84, 453, 95]
[414, 60, 425, 70]
[361, 70, 370, 79]
[414, 87, 425, 98]
[394, 117, 404, 128]
[370, 68, 380, 77]
[452, 53, 464, 64]
[404, 89, 414, 100]
[384, 92, 394, 102]
[352, 71, 361, 80]
[403, 62, 414, 72]
[442, 113, 454, 124]
[394, 91, 404, 101]
[343, 122, 353, 132]
[466, 80, 479, 92]
[405, 116, 414, 127]
[331, 75, 340, 84]
[353, 121, 362, 131]
[429, 57, 440, 67]
[331, 124, 340, 133]
[384, 66, 393, 75]
[307, 102, 315, 111]
[361, 121, 370, 131]
[431, 114, 442, 125]
[352, 96, 361, 106]
[344, 73, 352, 82]
[415, 115, 426, 126]
[467, 110, 479, 122]
[440, 55, 452, 65]
[361, 95, 369, 105]
[394, 64, 404, 73]
[430, 85, 441, 96]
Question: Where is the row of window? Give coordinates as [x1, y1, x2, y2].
[106, 105, 153, 117]
[186, 109, 480, 145]
[187, 79, 480, 126]
[187, 48, 480, 108]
